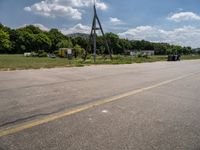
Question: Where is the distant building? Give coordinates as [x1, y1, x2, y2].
[124, 49, 132, 55]
[141, 50, 155, 56]
[124, 50, 155, 56]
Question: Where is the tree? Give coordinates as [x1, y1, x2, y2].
[153, 43, 167, 55]
[96, 36, 106, 54]
[8, 29, 21, 53]
[47, 29, 66, 50]
[119, 39, 131, 51]
[16, 31, 35, 52]
[71, 36, 88, 51]
[0, 29, 11, 53]
[131, 40, 143, 50]
[34, 33, 52, 52]
[19, 25, 42, 34]
[105, 33, 121, 54]
[73, 44, 84, 58]
[182, 46, 192, 55]
[56, 39, 73, 49]
[16, 26, 52, 53]
[0, 23, 198, 55]
[0, 23, 4, 29]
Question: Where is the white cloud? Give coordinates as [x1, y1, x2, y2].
[24, 7, 31, 12]
[109, 17, 124, 25]
[96, 2, 107, 10]
[24, 0, 107, 20]
[24, 0, 81, 20]
[72, 0, 107, 10]
[61, 23, 90, 34]
[118, 25, 200, 48]
[167, 12, 200, 22]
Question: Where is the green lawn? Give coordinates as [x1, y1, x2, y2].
[181, 55, 200, 60]
[0, 55, 84, 70]
[0, 54, 199, 71]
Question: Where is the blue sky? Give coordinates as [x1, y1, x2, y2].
[1, 0, 200, 48]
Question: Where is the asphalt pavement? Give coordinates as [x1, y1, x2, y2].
[0, 60, 200, 150]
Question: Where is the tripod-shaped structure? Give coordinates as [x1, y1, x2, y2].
[84, 4, 112, 62]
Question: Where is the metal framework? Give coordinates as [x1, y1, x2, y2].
[84, 4, 112, 62]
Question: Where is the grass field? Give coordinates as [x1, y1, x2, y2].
[0, 54, 199, 71]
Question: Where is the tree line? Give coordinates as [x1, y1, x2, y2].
[0, 23, 197, 55]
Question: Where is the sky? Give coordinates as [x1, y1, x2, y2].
[0, 0, 200, 48]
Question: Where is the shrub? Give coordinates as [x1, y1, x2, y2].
[143, 54, 149, 58]
[31, 52, 38, 57]
[38, 50, 47, 57]
[53, 50, 59, 55]
[137, 54, 142, 57]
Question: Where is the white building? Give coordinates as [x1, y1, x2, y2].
[141, 50, 155, 56]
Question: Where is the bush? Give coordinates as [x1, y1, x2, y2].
[38, 50, 47, 57]
[31, 52, 38, 57]
[137, 53, 142, 57]
[143, 54, 149, 58]
[137, 53, 149, 58]
[86, 54, 92, 59]
[53, 50, 59, 56]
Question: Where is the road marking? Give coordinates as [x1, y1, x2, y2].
[0, 72, 199, 138]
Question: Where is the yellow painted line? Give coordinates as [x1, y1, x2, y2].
[0, 72, 199, 138]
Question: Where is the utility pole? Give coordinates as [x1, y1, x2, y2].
[84, 2, 112, 62]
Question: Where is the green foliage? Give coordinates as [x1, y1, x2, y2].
[105, 32, 122, 54]
[18, 25, 42, 34]
[37, 50, 47, 57]
[47, 29, 66, 50]
[53, 50, 59, 55]
[34, 33, 52, 51]
[0, 29, 11, 52]
[73, 44, 84, 58]
[71, 36, 88, 50]
[17, 31, 35, 52]
[0, 24, 196, 56]
[119, 39, 132, 50]
[56, 39, 73, 49]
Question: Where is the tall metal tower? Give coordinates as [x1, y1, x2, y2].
[84, 2, 112, 62]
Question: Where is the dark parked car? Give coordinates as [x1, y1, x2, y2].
[168, 54, 181, 61]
